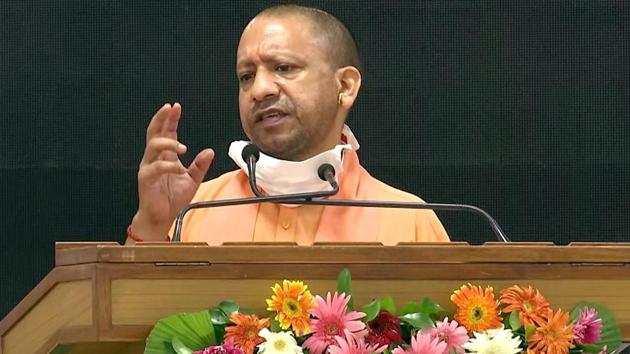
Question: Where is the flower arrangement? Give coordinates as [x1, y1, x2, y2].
[144, 269, 622, 354]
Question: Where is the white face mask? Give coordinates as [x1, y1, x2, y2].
[228, 125, 360, 200]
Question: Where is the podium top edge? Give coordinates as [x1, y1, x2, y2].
[55, 241, 630, 249]
[54, 241, 630, 267]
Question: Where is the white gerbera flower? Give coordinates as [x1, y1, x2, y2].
[257, 328, 303, 354]
[462, 326, 522, 354]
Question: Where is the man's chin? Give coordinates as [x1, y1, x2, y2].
[256, 139, 306, 161]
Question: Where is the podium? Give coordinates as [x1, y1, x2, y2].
[1, 242, 629, 354]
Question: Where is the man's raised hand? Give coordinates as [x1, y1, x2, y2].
[128, 103, 214, 242]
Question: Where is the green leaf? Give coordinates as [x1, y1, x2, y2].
[172, 338, 194, 354]
[217, 301, 239, 317]
[577, 344, 604, 353]
[502, 313, 510, 327]
[362, 300, 381, 322]
[399, 302, 423, 316]
[399, 312, 434, 329]
[213, 327, 226, 345]
[144, 310, 216, 354]
[210, 308, 229, 326]
[50, 348, 70, 354]
[270, 317, 282, 332]
[380, 296, 397, 315]
[239, 308, 255, 315]
[508, 311, 522, 330]
[524, 325, 536, 341]
[399, 324, 413, 344]
[419, 298, 445, 316]
[337, 268, 353, 309]
[570, 302, 622, 353]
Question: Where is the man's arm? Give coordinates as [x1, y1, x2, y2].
[126, 103, 214, 244]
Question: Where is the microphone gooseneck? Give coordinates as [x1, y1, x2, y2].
[242, 144, 263, 197]
[279, 198, 510, 242]
[172, 147, 510, 243]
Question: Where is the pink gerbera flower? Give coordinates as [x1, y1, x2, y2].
[572, 307, 602, 345]
[425, 317, 469, 354]
[302, 292, 367, 354]
[329, 329, 387, 354]
[392, 331, 447, 354]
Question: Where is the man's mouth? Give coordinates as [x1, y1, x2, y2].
[255, 108, 288, 127]
[262, 111, 285, 120]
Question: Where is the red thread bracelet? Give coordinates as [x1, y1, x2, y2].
[127, 225, 170, 242]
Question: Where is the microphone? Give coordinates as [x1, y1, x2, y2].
[173, 144, 510, 243]
[241, 144, 339, 199]
[242, 144, 262, 197]
[171, 145, 340, 241]
[240, 144, 509, 242]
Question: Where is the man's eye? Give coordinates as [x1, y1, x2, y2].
[239, 73, 254, 82]
[275, 64, 293, 72]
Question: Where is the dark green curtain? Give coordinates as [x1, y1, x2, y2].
[1, 1, 628, 319]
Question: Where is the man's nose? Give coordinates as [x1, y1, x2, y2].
[251, 69, 279, 102]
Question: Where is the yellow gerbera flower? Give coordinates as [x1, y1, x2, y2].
[266, 280, 316, 335]
[450, 283, 502, 333]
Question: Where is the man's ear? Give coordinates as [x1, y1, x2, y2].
[335, 66, 362, 109]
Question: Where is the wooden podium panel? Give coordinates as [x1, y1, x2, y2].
[1, 242, 630, 354]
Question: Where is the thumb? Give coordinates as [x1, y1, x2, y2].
[188, 148, 215, 184]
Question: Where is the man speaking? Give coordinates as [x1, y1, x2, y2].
[126, 5, 449, 245]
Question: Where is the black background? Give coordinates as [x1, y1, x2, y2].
[1, 1, 629, 320]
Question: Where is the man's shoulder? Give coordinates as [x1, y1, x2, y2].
[194, 169, 245, 200]
[201, 169, 242, 185]
[363, 173, 426, 203]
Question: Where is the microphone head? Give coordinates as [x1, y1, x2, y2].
[317, 163, 336, 181]
[241, 143, 260, 162]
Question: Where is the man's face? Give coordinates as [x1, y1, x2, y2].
[236, 15, 341, 161]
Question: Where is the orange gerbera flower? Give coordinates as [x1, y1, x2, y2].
[500, 285, 551, 326]
[266, 280, 316, 335]
[450, 283, 502, 333]
[528, 308, 576, 354]
[224, 312, 270, 354]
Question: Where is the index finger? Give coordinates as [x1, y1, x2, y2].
[145, 103, 182, 141]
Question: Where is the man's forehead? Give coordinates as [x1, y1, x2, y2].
[237, 15, 326, 61]
[239, 19, 291, 50]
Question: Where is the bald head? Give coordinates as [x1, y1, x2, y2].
[256, 4, 361, 72]
[236, 5, 363, 160]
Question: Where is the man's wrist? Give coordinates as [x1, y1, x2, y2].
[126, 225, 170, 242]
[128, 212, 172, 242]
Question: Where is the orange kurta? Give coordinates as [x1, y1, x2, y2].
[174, 150, 449, 245]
